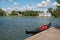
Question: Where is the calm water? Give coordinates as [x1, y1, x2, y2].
[0, 16, 60, 40]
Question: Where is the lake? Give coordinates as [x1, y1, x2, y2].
[0, 16, 60, 40]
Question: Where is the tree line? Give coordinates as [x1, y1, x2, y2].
[0, 8, 6, 16]
[0, 8, 40, 16]
[0, 0, 60, 17]
[48, 0, 60, 17]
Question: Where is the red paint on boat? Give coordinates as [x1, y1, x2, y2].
[39, 25, 48, 31]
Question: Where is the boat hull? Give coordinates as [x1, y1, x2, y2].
[25, 29, 41, 34]
[25, 22, 51, 34]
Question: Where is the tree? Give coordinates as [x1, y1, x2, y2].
[56, 0, 60, 11]
[22, 10, 40, 16]
[52, 0, 60, 17]
[18, 11, 22, 14]
[52, 9, 60, 17]
[0, 8, 6, 16]
[56, 0, 60, 3]
[48, 8, 53, 15]
[11, 10, 18, 16]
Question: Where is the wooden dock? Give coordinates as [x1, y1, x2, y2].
[25, 27, 60, 40]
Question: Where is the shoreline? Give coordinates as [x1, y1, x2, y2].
[25, 27, 60, 40]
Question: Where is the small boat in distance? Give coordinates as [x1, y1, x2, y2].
[25, 22, 51, 34]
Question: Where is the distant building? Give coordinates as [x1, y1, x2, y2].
[39, 11, 51, 16]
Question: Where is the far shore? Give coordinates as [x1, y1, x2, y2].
[0, 16, 60, 18]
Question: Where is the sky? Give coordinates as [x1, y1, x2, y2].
[0, 0, 58, 12]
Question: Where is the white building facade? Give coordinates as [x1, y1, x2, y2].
[39, 12, 51, 16]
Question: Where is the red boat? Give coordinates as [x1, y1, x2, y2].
[25, 22, 51, 34]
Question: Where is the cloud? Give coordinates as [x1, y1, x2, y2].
[46, 0, 50, 2]
[41, 1, 48, 6]
[35, 3, 43, 8]
[24, 5, 33, 10]
[1, 8, 10, 13]
[52, 2, 58, 6]
[7, 7, 15, 12]
[12, 0, 51, 11]
[14, 0, 51, 11]
[14, 2, 18, 6]
[35, 0, 50, 8]
[43, 0, 51, 3]
[2, 8, 6, 11]
[2, 0, 55, 12]
[7, 7, 21, 12]
[52, 2, 60, 6]
[20, 5, 33, 11]
[44, 8, 48, 12]
[7, 7, 12, 10]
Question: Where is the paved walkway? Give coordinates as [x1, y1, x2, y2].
[25, 27, 60, 40]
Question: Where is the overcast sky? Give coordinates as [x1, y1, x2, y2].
[0, 0, 58, 12]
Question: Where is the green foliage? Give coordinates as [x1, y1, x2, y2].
[0, 8, 6, 16]
[22, 10, 40, 16]
[48, 8, 53, 15]
[56, 0, 60, 11]
[0, 8, 40, 16]
[52, 9, 60, 17]
[11, 10, 18, 16]
[56, 0, 60, 3]
[48, 8, 52, 13]
[52, 0, 60, 17]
